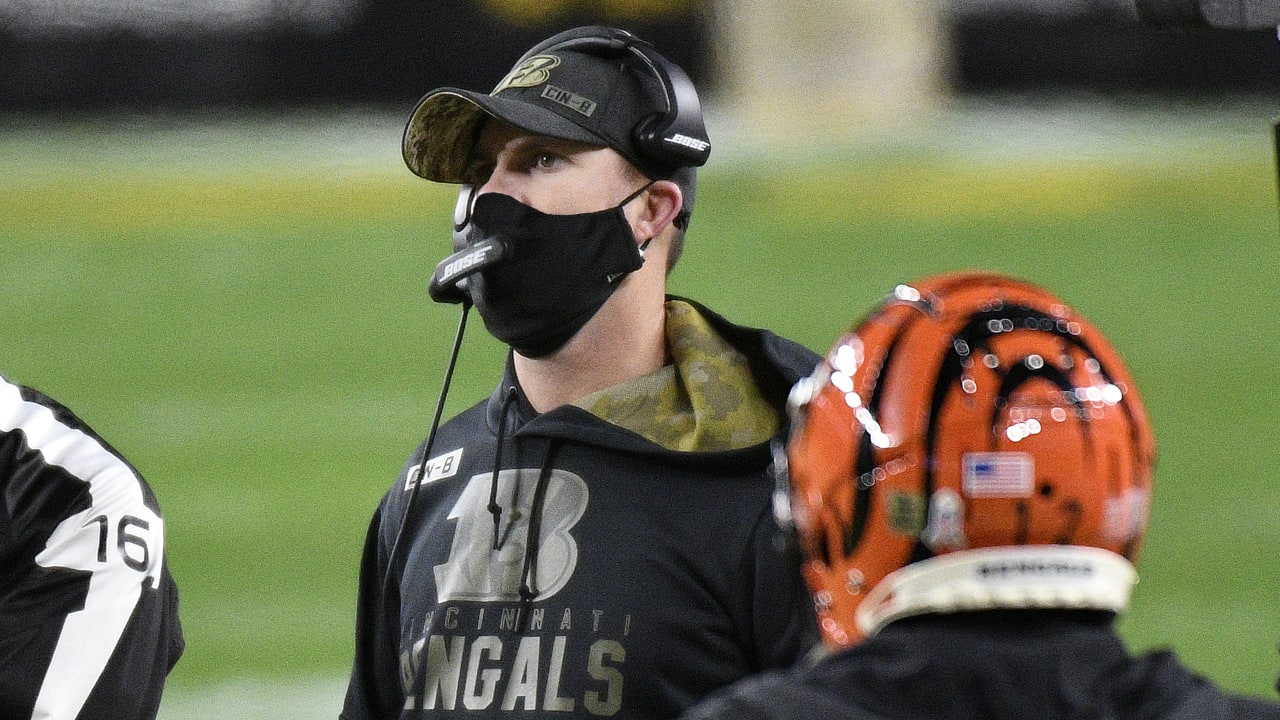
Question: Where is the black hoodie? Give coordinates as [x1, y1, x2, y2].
[342, 300, 821, 720]
[678, 611, 1280, 720]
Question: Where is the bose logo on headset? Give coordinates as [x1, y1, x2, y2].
[666, 133, 710, 152]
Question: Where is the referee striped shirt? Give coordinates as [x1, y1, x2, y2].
[0, 375, 183, 720]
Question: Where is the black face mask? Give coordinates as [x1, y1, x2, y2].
[465, 186, 650, 358]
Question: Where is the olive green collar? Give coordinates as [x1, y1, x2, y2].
[574, 300, 779, 452]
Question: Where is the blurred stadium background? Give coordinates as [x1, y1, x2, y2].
[1, 1, 1278, 717]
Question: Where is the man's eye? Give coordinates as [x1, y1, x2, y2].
[534, 153, 559, 170]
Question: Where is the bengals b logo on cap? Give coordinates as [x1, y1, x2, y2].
[492, 55, 560, 95]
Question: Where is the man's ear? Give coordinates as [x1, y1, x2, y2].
[632, 179, 683, 244]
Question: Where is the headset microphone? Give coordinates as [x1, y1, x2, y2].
[427, 236, 507, 304]
[428, 184, 507, 304]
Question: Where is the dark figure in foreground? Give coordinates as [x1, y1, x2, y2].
[680, 272, 1280, 720]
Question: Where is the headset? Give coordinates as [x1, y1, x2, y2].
[429, 26, 709, 305]
[512, 25, 711, 174]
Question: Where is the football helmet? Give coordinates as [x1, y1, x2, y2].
[781, 272, 1155, 647]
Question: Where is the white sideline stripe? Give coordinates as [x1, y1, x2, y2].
[157, 676, 348, 720]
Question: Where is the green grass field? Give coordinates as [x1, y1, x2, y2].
[1, 98, 1277, 716]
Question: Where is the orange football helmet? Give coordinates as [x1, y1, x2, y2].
[780, 272, 1155, 648]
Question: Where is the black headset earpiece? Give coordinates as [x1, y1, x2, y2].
[511, 26, 710, 174]
[630, 55, 709, 172]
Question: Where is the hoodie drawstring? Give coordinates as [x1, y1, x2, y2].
[516, 442, 558, 633]
[488, 385, 518, 550]
[481, 382, 558, 634]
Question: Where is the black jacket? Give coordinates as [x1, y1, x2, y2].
[679, 611, 1280, 720]
[342, 300, 822, 719]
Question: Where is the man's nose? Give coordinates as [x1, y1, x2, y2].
[477, 164, 516, 199]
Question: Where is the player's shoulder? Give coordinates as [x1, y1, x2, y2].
[1160, 679, 1280, 720]
[2, 375, 115, 454]
[3, 375, 65, 428]
[677, 666, 879, 720]
[0, 375, 160, 514]
[1227, 695, 1280, 720]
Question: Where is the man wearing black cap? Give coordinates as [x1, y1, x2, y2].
[341, 25, 820, 720]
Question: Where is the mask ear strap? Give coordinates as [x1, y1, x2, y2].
[619, 180, 659, 261]
[618, 180, 656, 208]
[625, 179, 676, 258]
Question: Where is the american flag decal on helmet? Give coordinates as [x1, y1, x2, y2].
[962, 452, 1034, 498]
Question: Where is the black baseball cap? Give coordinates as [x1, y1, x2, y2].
[402, 26, 706, 223]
